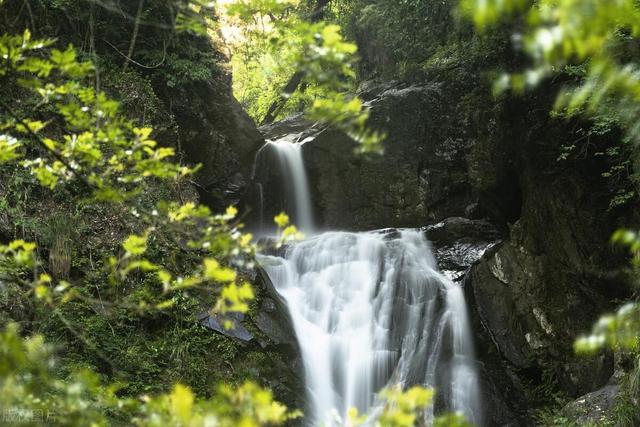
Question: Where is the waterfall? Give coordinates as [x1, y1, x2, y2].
[253, 137, 315, 234]
[255, 139, 482, 426]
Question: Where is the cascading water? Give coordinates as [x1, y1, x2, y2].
[252, 136, 315, 235]
[254, 138, 482, 426]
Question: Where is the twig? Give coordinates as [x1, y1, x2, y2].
[0, 98, 93, 190]
[103, 38, 167, 70]
[123, 0, 145, 72]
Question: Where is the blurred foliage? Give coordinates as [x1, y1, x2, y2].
[221, 0, 384, 153]
[0, 322, 300, 426]
[574, 229, 640, 355]
[273, 212, 304, 247]
[460, 0, 640, 144]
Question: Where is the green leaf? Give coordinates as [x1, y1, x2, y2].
[0, 134, 21, 162]
[123, 234, 148, 256]
[274, 212, 290, 227]
[203, 258, 236, 283]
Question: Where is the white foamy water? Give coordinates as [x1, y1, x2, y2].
[255, 139, 482, 425]
[253, 138, 314, 234]
[259, 230, 482, 425]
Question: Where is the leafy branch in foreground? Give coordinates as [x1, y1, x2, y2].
[221, 0, 384, 153]
[460, 0, 640, 143]
[0, 322, 301, 426]
[0, 28, 255, 317]
[0, 23, 456, 426]
[0, 30, 192, 199]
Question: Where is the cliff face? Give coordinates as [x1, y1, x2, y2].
[150, 54, 264, 209]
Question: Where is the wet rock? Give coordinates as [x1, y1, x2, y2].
[423, 217, 502, 281]
[260, 113, 316, 140]
[252, 268, 299, 348]
[198, 311, 253, 342]
[255, 298, 296, 346]
[561, 384, 619, 425]
[424, 217, 501, 244]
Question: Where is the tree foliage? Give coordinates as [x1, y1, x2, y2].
[332, 0, 459, 78]
[221, 0, 384, 153]
[0, 28, 257, 316]
[461, 0, 640, 142]
[0, 2, 453, 424]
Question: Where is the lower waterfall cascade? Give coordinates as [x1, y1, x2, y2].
[255, 138, 483, 426]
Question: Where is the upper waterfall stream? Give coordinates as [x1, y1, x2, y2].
[254, 137, 482, 426]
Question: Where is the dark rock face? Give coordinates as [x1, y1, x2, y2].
[462, 90, 634, 419]
[252, 267, 300, 350]
[198, 311, 254, 342]
[298, 83, 476, 230]
[249, 267, 305, 413]
[154, 72, 264, 209]
[468, 227, 618, 396]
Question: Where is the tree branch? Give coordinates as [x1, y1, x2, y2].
[123, 0, 145, 72]
[103, 38, 167, 69]
[0, 98, 93, 190]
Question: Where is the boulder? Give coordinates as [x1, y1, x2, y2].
[198, 311, 253, 342]
[423, 217, 502, 280]
[561, 384, 620, 425]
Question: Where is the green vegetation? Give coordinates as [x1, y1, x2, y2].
[2, 0, 640, 424]
[0, 1, 447, 425]
[331, 0, 460, 78]
[223, 0, 383, 152]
